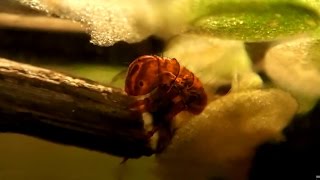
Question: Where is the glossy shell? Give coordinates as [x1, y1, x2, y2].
[125, 55, 180, 96]
[125, 55, 207, 116]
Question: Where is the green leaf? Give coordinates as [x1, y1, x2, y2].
[190, 1, 320, 41]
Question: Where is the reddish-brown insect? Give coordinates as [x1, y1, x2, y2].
[125, 55, 207, 121]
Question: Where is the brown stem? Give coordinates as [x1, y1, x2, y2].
[0, 58, 154, 158]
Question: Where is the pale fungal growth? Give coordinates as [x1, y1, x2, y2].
[18, 0, 190, 46]
[19, 0, 155, 46]
[230, 72, 263, 92]
[164, 34, 253, 87]
[156, 89, 298, 180]
[264, 37, 320, 113]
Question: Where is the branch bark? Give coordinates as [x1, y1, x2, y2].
[0, 58, 154, 158]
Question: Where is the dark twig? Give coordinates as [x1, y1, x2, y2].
[0, 58, 154, 158]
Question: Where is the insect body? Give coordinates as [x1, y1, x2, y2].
[125, 55, 207, 121]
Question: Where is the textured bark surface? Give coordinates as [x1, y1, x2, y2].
[0, 58, 154, 158]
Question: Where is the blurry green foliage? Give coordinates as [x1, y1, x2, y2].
[191, 0, 320, 41]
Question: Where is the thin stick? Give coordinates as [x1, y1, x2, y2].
[0, 58, 154, 158]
